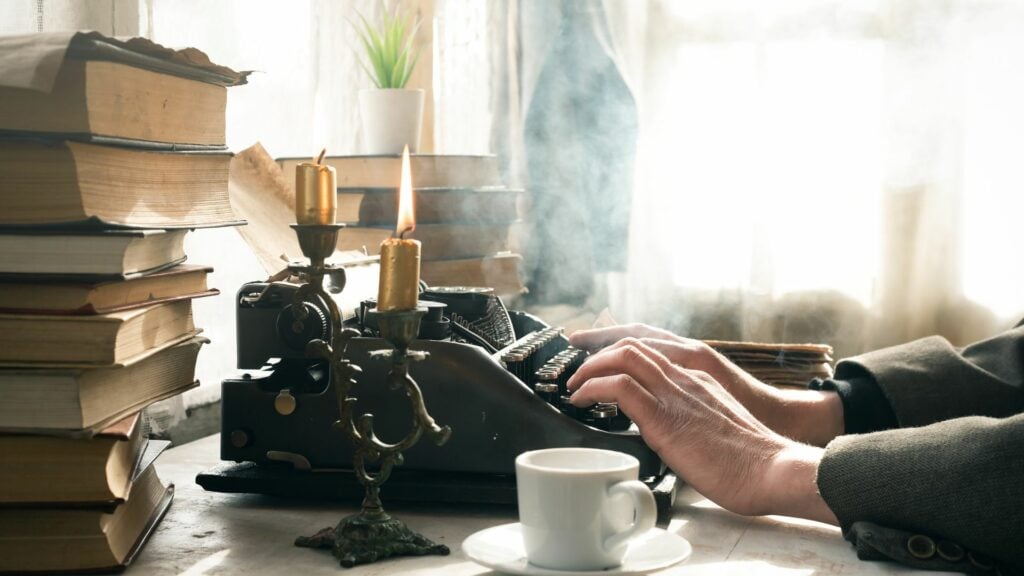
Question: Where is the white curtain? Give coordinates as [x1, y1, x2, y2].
[588, 0, 1024, 357]
[8, 0, 1024, 367]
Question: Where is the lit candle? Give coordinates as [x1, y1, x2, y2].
[295, 149, 337, 225]
[377, 146, 420, 311]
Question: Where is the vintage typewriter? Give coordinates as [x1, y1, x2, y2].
[198, 277, 678, 516]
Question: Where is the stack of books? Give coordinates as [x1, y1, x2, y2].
[0, 32, 245, 573]
[704, 340, 835, 388]
[278, 154, 527, 297]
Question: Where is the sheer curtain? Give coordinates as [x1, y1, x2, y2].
[573, 0, 1024, 357]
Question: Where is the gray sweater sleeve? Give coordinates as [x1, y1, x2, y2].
[816, 326, 1024, 574]
[817, 414, 1024, 573]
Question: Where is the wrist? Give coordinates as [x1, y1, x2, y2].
[762, 443, 838, 525]
[759, 388, 844, 446]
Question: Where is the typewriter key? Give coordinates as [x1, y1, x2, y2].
[559, 395, 579, 419]
[534, 369, 558, 390]
[501, 350, 529, 382]
[586, 404, 618, 430]
[534, 382, 560, 405]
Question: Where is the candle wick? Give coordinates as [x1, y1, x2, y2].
[315, 148, 327, 165]
[398, 226, 413, 240]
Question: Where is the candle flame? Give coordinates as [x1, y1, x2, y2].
[397, 145, 415, 237]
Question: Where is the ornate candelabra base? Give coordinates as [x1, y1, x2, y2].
[290, 295, 452, 568]
[295, 510, 448, 568]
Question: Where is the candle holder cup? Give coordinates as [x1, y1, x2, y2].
[290, 224, 343, 271]
[288, 223, 452, 568]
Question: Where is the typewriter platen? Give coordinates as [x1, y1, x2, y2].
[198, 278, 677, 511]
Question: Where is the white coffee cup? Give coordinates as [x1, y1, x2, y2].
[515, 447, 657, 571]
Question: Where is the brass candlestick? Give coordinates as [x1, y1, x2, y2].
[289, 224, 452, 568]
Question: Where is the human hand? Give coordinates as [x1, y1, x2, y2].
[566, 338, 837, 524]
[569, 325, 844, 447]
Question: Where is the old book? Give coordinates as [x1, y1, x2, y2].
[0, 31, 247, 148]
[0, 265, 217, 315]
[0, 413, 145, 505]
[0, 337, 204, 433]
[278, 154, 502, 189]
[0, 139, 239, 228]
[0, 58, 226, 147]
[0, 300, 197, 366]
[0, 229, 187, 276]
[338, 223, 515, 261]
[339, 186, 523, 225]
[0, 461, 173, 574]
[421, 253, 526, 295]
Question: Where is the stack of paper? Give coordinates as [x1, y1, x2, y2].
[704, 340, 834, 388]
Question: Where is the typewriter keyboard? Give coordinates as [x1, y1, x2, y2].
[499, 327, 631, 432]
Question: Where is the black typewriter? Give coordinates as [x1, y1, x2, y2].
[198, 279, 678, 516]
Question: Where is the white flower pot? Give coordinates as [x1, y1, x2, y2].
[359, 88, 425, 154]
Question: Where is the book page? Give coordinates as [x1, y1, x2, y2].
[228, 143, 303, 276]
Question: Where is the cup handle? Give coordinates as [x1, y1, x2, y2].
[603, 480, 657, 552]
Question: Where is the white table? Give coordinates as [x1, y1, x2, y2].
[132, 434, 946, 575]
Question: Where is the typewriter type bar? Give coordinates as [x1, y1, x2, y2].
[498, 327, 565, 385]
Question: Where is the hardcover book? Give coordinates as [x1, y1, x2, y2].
[278, 154, 503, 189]
[0, 139, 239, 229]
[0, 461, 173, 574]
[0, 300, 197, 366]
[337, 222, 517, 261]
[0, 413, 148, 505]
[0, 229, 187, 276]
[421, 252, 526, 296]
[0, 265, 217, 315]
[0, 337, 204, 433]
[0, 31, 248, 148]
[338, 186, 523, 226]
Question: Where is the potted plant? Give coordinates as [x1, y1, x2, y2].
[356, 4, 424, 154]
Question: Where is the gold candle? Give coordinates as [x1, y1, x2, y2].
[295, 149, 337, 224]
[377, 146, 420, 311]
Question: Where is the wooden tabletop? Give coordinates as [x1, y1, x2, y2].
[132, 434, 950, 575]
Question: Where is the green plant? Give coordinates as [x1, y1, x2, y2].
[356, 4, 421, 89]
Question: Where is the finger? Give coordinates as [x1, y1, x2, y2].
[569, 323, 680, 351]
[597, 337, 700, 380]
[639, 338, 720, 373]
[595, 344, 757, 429]
[592, 337, 709, 373]
[569, 326, 637, 350]
[569, 374, 659, 421]
[566, 340, 678, 398]
[575, 337, 706, 395]
[640, 340, 764, 401]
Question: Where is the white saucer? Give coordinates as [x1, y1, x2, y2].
[462, 523, 691, 576]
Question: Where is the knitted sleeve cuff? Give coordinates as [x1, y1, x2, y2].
[808, 376, 898, 435]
